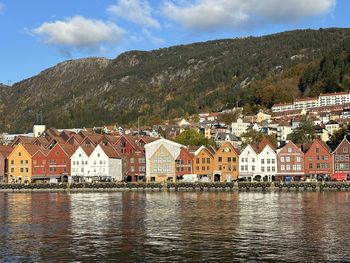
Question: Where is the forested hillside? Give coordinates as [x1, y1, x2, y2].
[1, 28, 350, 132]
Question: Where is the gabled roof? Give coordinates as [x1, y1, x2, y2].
[22, 144, 44, 157]
[256, 137, 276, 153]
[33, 137, 50, 148]
[176, 147, 195, 160]
[194, 145, 215, 157]
[44, 128, 60, 138]
[11, 136, 36, 147]
[67, 133, 84, 144]
[81, 146, 94, 157]
[50, 143, 77, 158]
[100, 145, 120, 158]
[33, 148, 50, 157]
[0, 145, 13, 158]
[332, 137, 350, 153]
[305, 139, 331, 154]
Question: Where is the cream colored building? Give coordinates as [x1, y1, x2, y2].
[145, 139, 184, 182]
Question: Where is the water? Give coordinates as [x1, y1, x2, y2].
[0, 191, 350, 262]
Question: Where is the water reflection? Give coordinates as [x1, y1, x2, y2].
[1, 191, 350, 262]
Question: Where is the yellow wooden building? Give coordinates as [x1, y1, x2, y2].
[193, 146, 215, 181]
[213, 142, 240, 182]
[7, 143, 41, 184]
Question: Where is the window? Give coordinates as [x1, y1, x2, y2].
[232, 157, 236, 162]
[261, 159, 265, 164]
[130, 158, 134, 163]
[196, 158, 199, 164]
[73, 161, 76, 165]
[218, 157, 222, 162]
[280, 157, 285, 162]
[79, 154, 82, 157]
[272, 167, 275, 172]
[18, 152, 22, 156]
[130, 166, 135, 172]
[11, 160, 14, 165]
[316, 147, 319, 153]
[261, 166, 265, 172]
[43, 160, 46, 164]
[227, 157, 231, 162]
[25, 160, 28, 164]
[139, 158, 146, 163]
[286, 165, 290, 170]
[202, 166, 205, 171]
[267, 159, 270, 164]
[97, 153, 100, 157]
[316, 163, 321, 169]
[206, 158, 210, 164]
[309, 163, 313, 169]
[286, 157, 290, 162]
[267, 167, 270, 172]
[207, 166, 210, 170]
[100, 160, 103, 165]
[281, 165, 285, 171]
[33, 160, 37, 165]
[241, 165, 244, 171]
[296, 156, 301, 162]
[344, 147, 349, 153]
[11, 168, 14, 172]
[20, 160, 23, 164]
[287, 148, 292, 153]
[272, 159, 275, 164]
[20, 168, 23, 172]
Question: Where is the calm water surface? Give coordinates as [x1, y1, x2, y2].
[0, 191, 350, 262]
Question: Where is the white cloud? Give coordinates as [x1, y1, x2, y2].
[163, 0, 336, 31]
[108, 0, 160, 28]
[33, 15, 125, 51]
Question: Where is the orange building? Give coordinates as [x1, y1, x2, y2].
[193, 146, 215, 181]
[7, 143, 42, 184]
[213, 142, 240, 182]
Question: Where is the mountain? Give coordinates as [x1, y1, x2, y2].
[1, 28, 350, 133]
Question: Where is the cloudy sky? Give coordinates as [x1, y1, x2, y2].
[0, 0, 348, 84]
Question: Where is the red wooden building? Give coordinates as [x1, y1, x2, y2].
[32, 148, 50, 182]
[175, 148, 194, 180]
[45, 143, 77, 182]
[276, 141, 305, 181]
[304, 139, 333, 180]
[332, 137, 350, 181]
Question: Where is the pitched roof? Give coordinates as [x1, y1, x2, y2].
[100, 145, 120, 158]
[81, 146, 94, 156]
[22, 144, 44, 156]
[0, 145, 13, 158]
[11, 136, 36, 146]
[257, 136, 276, 153]
[58, 143, 77, 157]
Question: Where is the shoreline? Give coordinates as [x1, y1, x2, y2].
[1, 182, 349, 193]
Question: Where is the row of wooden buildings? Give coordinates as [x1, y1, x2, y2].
[1, 127, 350, 183]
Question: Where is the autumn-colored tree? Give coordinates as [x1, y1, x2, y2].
[174, 129, 213, 147]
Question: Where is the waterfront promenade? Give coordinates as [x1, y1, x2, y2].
[1, 181, 350, 192]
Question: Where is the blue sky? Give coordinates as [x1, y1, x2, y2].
[0, 0, 349, 85]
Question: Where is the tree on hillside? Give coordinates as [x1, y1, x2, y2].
[287, 118, 316, 144]
[240, 130, 277, 149]
[218, 111, 240, 125]
[174, 129, 213, 147]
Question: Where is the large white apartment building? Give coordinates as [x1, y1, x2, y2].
[272, 92, 350, 112]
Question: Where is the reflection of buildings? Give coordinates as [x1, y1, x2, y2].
[0, 193, 73, 261]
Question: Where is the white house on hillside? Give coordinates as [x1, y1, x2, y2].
[231, 118, 250, 136]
